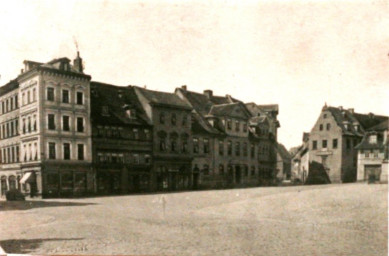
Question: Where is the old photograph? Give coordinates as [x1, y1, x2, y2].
[0, 0, 388, 255]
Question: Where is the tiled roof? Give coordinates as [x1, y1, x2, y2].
[0, 79, 19, 97]
[277, 143, 291, 161]
[178, 89, 214, 115]
[326, 106, 388, 136]
[90, 82, 151, 126]
[208, 102, 251, 119]
[367, 120, 389, 132]
[134, 86, 192, 110]
[355, 132, 386, 150]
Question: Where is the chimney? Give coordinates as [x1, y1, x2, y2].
[368, 112, 374, 119]
[204, 90, 213, 99]
[348, 108, 354, 114]
[181, 85, 187, 91]
[20, 69, 24, 74]
[73, 51, 83, 73]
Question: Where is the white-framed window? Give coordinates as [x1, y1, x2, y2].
[76, 117, 84, 132]
[47, 87, 55, 101]
[47, 114, 56, 130]
[62, 89, 70, 103]
[62, 115, 70, 131]
[77, 144, 84, 160]
[63, 142, 71, 160]
[48, 142, 56, 159]
[76, 91, 84, 105]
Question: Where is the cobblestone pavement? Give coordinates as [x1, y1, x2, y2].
[0, 183, 387, 255]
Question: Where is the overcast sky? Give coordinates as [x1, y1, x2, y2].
[0, 0, 388, 149]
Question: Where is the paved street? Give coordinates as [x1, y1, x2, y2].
[0, 183, 387, 256]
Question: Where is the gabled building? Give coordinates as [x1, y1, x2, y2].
[290, 132, 310, 183]
[175, 86, 279, 188]
[90, 82, 153, 194]
[355, 120, 388, 183]
[134, 86, 193, 191]
[308, 104, 388, 183]
[275, 143, 291, 181]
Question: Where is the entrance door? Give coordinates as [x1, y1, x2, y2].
[193, 173, 199, 189]
[365, 165, 381, 182]
[235, 166, 241, 184]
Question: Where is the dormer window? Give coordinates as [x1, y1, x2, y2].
[102, 106, 109, 116]
[369, 135, 377, 144]
[126, 109, 136, 119]
[354, 124, 359, 132]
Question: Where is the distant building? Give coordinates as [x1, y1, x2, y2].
[355, 120, 388, 183]
[290, 133, 310, 183]
[275, 143, 291, 181]
[308, 105, 388, 183]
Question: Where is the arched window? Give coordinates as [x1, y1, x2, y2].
[1, 176, 7, 195]
[9, 175, 16, 190]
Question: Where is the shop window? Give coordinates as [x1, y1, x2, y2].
[8, 176, 16, 190]
[61, 172, 73, 192]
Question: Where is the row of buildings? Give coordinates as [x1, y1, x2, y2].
[0, 53, 282, 198]
[290, 105, 388, 184]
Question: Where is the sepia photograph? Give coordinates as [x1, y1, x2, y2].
[0, 0, 388, 255]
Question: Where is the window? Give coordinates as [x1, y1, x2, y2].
[27, 116, 31, 132]
[326, 123, 331, 130]
[48, 114, 55, 130]
[102, 106, 109, 116]
[319, 124, 323, 131]
[144, 129, 151, 140]
[77, 117, 84, 132]
[235, 142, 240, 156]
[322, 140, 327, 148]
[16, 146, 19, 162]
[32, 115, 36, 131]
[15, 95, 18, 108]
[251, 166, 255, 176]
[323, 114, 327, 118]
[243, 142, 248, 156]
[373, 149, 379, 158]
[32, 88, 36, 102]
[145, 154, 151, 164]
[333, 139, 338, 149]
[369, 135, 377, 144]
[251, 144, 255, 158]
[312, 140, 317, 150]
[227, 141, 232, 155]
[10, 98, 13, 110]
[132, 128, 139, 140]
[160, 112, 165, 124]
[76, 92, 83, 105]
[219, 140, 224, 156]
[235, 121, 240, 132]
[47, 88, 54, 101]
[182, 115, 187, 126]
[171, 138, 177, 152]
[159, 137, 166, 151]
[49, 142, 56, 159]
[27, 91, 31, 104]
[227, 119, 232, 130]
[63, 116, 70, 131]
[171, 113, 176, 126]
[62, 89, 69, 103]
[203, 164, 209, 175]
[182, 138, 188, 153]
[78, 144, 84, 160]
[203, 138, 210, 153]
[193, 138, 199, 153]
[364, 150, 369, 158]
[243, 123, 248, 132]
[219, 164, 224, 175]
[63, 143, 70, 160]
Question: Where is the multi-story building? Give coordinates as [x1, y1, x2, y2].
[90, 82, 153, 194]
[275, 143, 291, 181]
[0, 53, 94, 198]
[308, 104, 388, 183]
[175, 86, 279, 188]
[355, 120, 388, 183]
[134, 86, 193, 191]
[0, 80, 21, 196]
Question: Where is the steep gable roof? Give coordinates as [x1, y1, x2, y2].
[90, 82, 150, 126]
[0, 79, 19, 97]
[134, 86, 192, 110]
[209, 102, 251, 119]
[367, 120, 389, 132]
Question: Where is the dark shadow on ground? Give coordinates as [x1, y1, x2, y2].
[0, 201, 96, 211]
[0, 238, 83, 254]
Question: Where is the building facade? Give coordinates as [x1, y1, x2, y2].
[355, 120, 388, 183]
[0, 53, 94, 198]
[308, 105, 388, 183]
